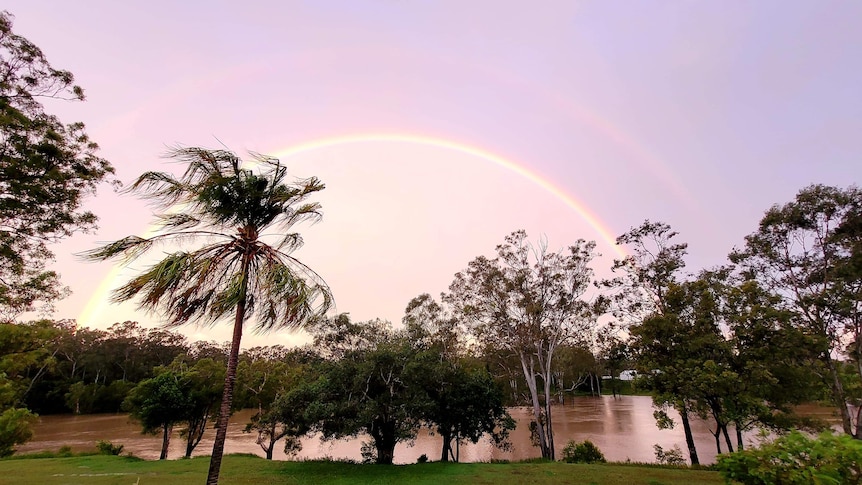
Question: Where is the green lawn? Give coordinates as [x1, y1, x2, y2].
[0, 454, 725, 485]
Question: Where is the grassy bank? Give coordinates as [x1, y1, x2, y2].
[0, 454, 724, 485]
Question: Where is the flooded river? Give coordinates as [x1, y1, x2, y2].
[17, 396, 831, 464]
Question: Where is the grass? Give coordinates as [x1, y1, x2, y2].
[0, 454, 726, 485]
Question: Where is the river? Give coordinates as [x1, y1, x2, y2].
[16, 396, 833, 464]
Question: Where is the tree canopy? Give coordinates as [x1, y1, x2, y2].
[0, 10, 114, 321]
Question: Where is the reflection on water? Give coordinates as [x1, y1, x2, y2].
[17, 396, 836, 464]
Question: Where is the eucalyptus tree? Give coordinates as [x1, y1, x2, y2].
[445, 230, 598, 460]
[84, 148, 331, 484]
[731, 184, 862, 438]
[605, 221, 701, 464]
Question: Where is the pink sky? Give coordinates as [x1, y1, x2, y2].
[6, 1, 861, 347]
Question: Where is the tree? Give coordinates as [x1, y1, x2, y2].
[303, 317, 425, 464]
[719, 276, 825, 450]
[552, 343, 600, 400]
[403, 294, 514, 462]
[124, 371, 189, 460]
[445, 230, 598, 460]
[606, 221, 701, 464]
[173, 357, 224, 458]
[0, 11, 114, 320]
[419, 358, 514, 462]
[731, 185, 862, 437]
[597, 334, 630, 399]
[236, 347, 313, 460]
[84, 148, 332, 484]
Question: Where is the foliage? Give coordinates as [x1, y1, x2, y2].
[84, 147, 332, 484]
[731, 184, 862, 437]
[0, 407, 36, 457]
[716, 431, 862, 485]
[612, 221, 701, 466]
[172, 357, 224, 458]
[123, 371, 189, 459]
[561, 439, 606, 464]
[0, 11, 114, 320]
[0, 320, 61, 408]
[300, 317, 425, 465]
[238, 349, 313, 460]
[654, 444, 686, 466]
[95, 440, 124, 455]
[403, 294, 515, 462]
[446, 230, 599, 460]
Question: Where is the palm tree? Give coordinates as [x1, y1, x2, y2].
[84, 148, 332, 484]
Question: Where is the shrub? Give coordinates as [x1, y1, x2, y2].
[653, 444, 686, 466]
[417, 454, 428, 464]
[95, 440, 124, 455]
[58, 445, 73, 457]
[0, 408, 37, 457]
[717, 431, 862, 485]
[562, 439, 606, 464]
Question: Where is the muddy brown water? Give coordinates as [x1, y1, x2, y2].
[17, 396, 837, 464]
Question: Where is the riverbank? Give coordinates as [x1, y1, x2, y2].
[16, 396, 732, 464]
[0, 454, 725, 485]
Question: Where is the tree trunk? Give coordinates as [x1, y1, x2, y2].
[678, 402, 699, 465]
[824, 353, 853, 436]
[372, 419, 397, 465]
[440, 431, 451, 462]
[205, 292, 247, 484]
[854, 404, 862, 440]
[265, 441, 274, 460]
[542, 368, 555, 461]
[160, 423, 172, 460]
[519, 353, 550, 459]
[736, 424, 744, 451]
[186, 413, 208, 458]
[721, 424, 734, 453]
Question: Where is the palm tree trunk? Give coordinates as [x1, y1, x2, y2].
[206, 262, 249, 485]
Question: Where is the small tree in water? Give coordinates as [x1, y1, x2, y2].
[84, 148, 331, 484]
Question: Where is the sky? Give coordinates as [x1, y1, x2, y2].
[5, 1, 861, 348]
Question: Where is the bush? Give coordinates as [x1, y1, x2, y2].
[717, 431, 862, 485]
[417, 454, 428, 464]
[562, 439, 606, 464]
[0, 408, 37, 457]
[57, 445, 73, 457]
[653, 444, 686, 466]
[95, 440, 124, 455]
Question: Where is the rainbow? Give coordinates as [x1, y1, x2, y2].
[78, 133, 625, 328]
[271, 133, 626, 258]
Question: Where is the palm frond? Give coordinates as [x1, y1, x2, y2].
[88, 146, 332, 331]
[79, 236, 152, 263]
[154, 213, 201, 230]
